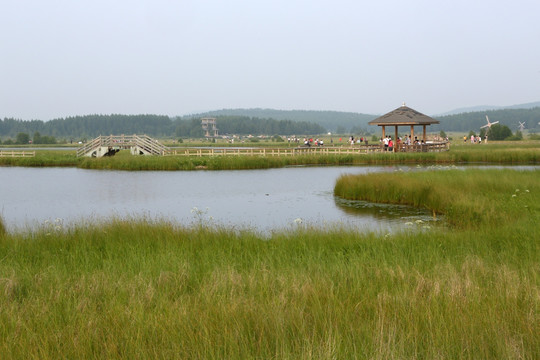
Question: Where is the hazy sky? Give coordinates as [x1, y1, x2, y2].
[2, 0, 539, 120]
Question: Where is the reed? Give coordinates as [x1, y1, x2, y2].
[335, 168, 540, 228]
[0, 213, 538, 359]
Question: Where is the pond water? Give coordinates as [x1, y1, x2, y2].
[1, 165, 441, 233]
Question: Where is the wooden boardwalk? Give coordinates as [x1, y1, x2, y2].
[166, 142, 450, 157]
[0, 151, 35, 158]
[76, 136, 449, 158]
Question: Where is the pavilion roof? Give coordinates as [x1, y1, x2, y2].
[368, 105, 439, 126]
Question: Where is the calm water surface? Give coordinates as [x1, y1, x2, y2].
[0, 165, 442, 232]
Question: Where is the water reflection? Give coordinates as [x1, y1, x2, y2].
[334, 197, 442, 230]
[335, 197, 432, 220]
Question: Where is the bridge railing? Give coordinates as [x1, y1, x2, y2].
[76, 136, 103, 157]
[133, 135, 168, 155]
[77, 134, 168, 157]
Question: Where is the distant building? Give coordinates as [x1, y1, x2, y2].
[201, 117, 218, 137]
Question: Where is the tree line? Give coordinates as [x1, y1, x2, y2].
[192, 108, 377, 133]
[2, 107, 538, 144]
[0, 114, 327, 143]
[178, 116, 326, 137]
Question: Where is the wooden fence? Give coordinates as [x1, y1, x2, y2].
[0, 151, 36, 158]
[166, 142, 449, 157]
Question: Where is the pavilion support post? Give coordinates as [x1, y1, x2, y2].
[381, 126, 386, 139]
[410, 125, 414, 140]
[423, 125, 426, 141]
[394, 126, 398, 152]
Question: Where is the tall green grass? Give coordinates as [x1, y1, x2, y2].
[0, 217, 538, 359]
[0, 150, 79, 167]
[335, 168, 540, 228]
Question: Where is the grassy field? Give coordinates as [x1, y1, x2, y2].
[1, 141, 539, 170]
[0, 168, 539, 359]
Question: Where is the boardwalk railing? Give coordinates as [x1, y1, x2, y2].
[167, 142, 450, 157]
[0, 151, 36, 158]
[395, 142, 450, 153]
[77, 135, 168, 157]
[77, 138, 449, 158]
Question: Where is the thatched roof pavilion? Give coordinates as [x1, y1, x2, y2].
[368, 103, 439, 143]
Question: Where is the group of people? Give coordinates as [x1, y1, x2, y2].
[382, 136, 395, 151]
[380, 135, 425, 152]
[303, 138, 324, 146]
[464, 135, 487, 144]
[348, 136, 369, 145]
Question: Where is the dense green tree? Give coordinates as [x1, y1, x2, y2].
[16, 132, 30, 144]
[32, 131, 57, 144]
[479, 128, 487, 139]
[33, 131, 42, 144]
[488, 124, 513, 140]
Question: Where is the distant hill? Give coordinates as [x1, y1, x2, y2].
[183, 104, 540, 134]
[180, 108, 378, 133]
[436, 101, 540, 116]
[3, 103, 539, 141]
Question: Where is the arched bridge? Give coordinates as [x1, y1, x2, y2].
[77, 134, 168, 158]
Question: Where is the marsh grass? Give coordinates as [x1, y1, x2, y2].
[1, 168, 539, 359]
[45, 146, 540, 171]
[1, 142, 538, 170]
[0, 217, 538, 358]
[335, 168, 540, 228]
[0, 150, 79, 167]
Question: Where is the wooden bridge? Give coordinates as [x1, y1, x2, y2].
[77, 135, 168, 158]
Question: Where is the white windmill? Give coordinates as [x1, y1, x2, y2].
[518, 121, 526, 132]
[481, 115, 499, 130]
